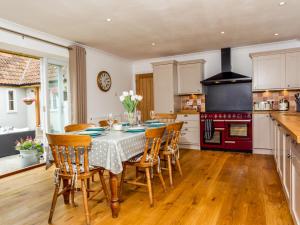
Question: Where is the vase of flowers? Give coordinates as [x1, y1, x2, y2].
[15, 137, 44, 167]
[119, 90, 143, 126]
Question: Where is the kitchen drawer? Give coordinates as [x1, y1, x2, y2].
[182, 120, 199, 128]
[177, 114, 199, 121]
[180, 128, 200, 145]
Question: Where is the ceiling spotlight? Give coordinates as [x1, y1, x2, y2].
[220, 31, 225, 34]
[106, 18, 112, 22]
[279, 1, 286, 6]
[274, 33, 279, 36]
[151, 42, 156, 46]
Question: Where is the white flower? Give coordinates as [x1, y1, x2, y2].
[137, 95, 143, 101]
[119, 95, 125, 102]
[129, 90, 134, 96]
[123, 91, 129, 96]
[131, 95, 136, 101]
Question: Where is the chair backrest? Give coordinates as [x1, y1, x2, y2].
[154, 113, 177, 123]
[47, 134, 92, 176]
[98, 120, 118, 127]
[64, 123, 95, 132]
[164, 122, 184, 151]
[140, 126, 166, 164]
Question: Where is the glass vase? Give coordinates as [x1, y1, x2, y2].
[128, 111, 136, 126]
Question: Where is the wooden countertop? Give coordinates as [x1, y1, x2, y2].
[270, 112, 300, 144]
[177, 111, 199, 115]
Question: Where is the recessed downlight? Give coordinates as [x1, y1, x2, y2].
[279, 1, 286, 6]
[106, 18, 112, 22]
[151, 42, 156, 46]
[274, 33, 279, 36]
[220, 31, 225, 34]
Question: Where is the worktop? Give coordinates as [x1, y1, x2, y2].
[270, 112, 300, 144]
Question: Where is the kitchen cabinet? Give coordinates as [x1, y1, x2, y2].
[253, 113, 271, 152]
[152, 60, 179, 113]
[286, 52, 300, 88]
[177, 59, 205, 94]
[291, 141, 300, 225]
[252, 54, 285, 90]
[251, 48, 300, 90]
[270, 114, 300, 225]
[177, 114, 200, 150]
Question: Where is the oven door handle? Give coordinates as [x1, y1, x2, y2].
[215, 128, 225, 131]
[224, 120, 251, 122]
[225, 141, 236, 144]
[200, 119, 225, 122]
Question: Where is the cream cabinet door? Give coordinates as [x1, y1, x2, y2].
[291, 141, 300, 225]
[253, 114, 271, 150]
[286, 52, 300, 89]
[178, 61, 204, 94]
[283, 135, 292, 201]
[153, 63, 175, 113]
[278, 126, 284, 179]
[253, 54, 285, 90]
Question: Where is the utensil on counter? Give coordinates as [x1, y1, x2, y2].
[279, 98, 289, 111]
[295, 93, 300, 112]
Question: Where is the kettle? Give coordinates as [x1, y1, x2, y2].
[279, 99, 289, 111]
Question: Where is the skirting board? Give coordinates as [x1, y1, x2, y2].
[179, 144, 201, 151]
[253, 148, 273, 155]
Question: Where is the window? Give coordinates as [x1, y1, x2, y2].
[7, 90, 17, 112]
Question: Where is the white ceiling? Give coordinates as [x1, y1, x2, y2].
[0, 0, 300, 59]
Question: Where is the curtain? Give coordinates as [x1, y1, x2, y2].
[69, 45, 87, 124]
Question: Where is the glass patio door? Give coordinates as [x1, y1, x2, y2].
[43, 59, 70, 133]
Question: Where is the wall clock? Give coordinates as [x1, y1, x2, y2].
[97, 71, 112, 92]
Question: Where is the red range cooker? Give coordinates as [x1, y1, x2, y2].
[200, 112, 252, 152]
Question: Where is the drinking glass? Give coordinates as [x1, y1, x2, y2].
[150, 110, 155, 120]
[107, 113, 114, 132]
[136, 110, 141, 125]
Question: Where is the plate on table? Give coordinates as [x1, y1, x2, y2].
[147, 122, 166, 128]
[77, 130, 102, 137]
[85, 127, 105, 131]
[126, 126, 146, 133]
[144, 120, 160, 124]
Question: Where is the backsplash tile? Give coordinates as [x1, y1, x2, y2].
[253, 90, 300, 111]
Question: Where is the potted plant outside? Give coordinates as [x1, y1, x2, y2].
[15, 137, 44, 167]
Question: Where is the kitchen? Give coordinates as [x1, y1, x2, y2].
[0, 1, 300, 225]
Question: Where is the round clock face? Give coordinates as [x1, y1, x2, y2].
[97, 71, 111, 92]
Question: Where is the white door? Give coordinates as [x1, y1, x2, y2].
[41, 58, 70, 133]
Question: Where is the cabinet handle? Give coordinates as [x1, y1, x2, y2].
[286, 134, 290, 137]
[277, 124, 281, 127]
[184, 121, 188, 124]
[287, 153, 291, 159]
[181, 133, 186, 136]
[184, 128, 188, 131]
[184, 114, 188, 117]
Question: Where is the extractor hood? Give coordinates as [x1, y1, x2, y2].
[201, 48, 252, 85]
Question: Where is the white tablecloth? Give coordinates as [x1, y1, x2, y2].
[89, 131, 146, 174]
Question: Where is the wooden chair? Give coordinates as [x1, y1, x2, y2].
[161, 122, 184, 187]
[154, 113, 177, 123]
[47, 134, 109, 225]
[64, 123, 95, 132]
[98, 120, 118, 127]
[119, 126, 167, 207]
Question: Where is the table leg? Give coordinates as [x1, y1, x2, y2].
[109, 172, 120, 218]
[62, 179, 70, 204]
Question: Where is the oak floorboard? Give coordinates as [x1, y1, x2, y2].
[0, 150, 294, 225]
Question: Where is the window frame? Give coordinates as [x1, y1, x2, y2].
[7, 89, 17, 113]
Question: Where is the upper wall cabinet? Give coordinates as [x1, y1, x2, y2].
[152, 60, 179, 113]
[286, 52, 300, 89]
[177, 59, 205, 94]
[250, 48, 300, 90]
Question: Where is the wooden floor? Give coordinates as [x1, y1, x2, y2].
[0, 150, 294, 225]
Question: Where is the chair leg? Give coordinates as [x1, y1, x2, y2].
[157, 165, 167, 192]
[175, 158, 183, 176]
[119, 164, 127, 202]
[145, 167, 154, 207]
[92, 174, 95, 182]
[167, 155, 173, 187]
[99, 170, 110, 204]
[81, 179, 91, 225]
[48, 179, 61, 224]
[71, 188, 78, 207]
[87, 178, 90, 198]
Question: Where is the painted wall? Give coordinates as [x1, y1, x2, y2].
[132, 39, 300, 79]
[86, 47, 133, 123]
[0, 87, 27, 128]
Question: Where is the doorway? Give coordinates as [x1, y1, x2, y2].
[135, 73, 154, 121]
